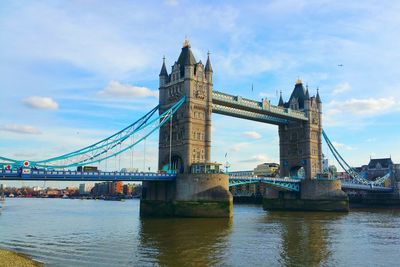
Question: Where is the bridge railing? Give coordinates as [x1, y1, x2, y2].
[0, 168, 177, 181]
[341, 181, 393, 192]
[229, 176, 301, 183]
[29, 170, 176, 177]
[0, 169, 19, 176]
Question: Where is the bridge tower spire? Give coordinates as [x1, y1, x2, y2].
[205, 51, 213, 83]
[278, 91, 284, 106]
[159, 56, 168, 87]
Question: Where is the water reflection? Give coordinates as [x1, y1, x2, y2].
[1, 199, 400, 266]
[139, 217, 232, 266]
[264, 212, 346, 266]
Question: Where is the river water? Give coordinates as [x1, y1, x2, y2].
[0, 198, 399, 267]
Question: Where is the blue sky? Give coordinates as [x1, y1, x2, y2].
[1, 0, 400, 187]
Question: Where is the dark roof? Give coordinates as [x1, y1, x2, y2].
[159, 58, 168, 77]
[354, 167, 364, 172]
[177, 45, 196, 66]
[284, 80, 306, 109]
[368, 158, 393, 169]
[176, 44, 196, 77]
[205, 53, 213, 72]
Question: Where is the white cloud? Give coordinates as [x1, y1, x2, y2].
[13, 152, 37, 158]
[218, 52, 278, 76]
[165, 0, 178, 5]
[326, 97, 397, 116]
[242, 131, 262, 139]
[23, 96, 59, 110]
[332, 82, 351, 95]
[1, 124, 41, 135]
[98, 81, 158, 98]
[239, 154, 269, 163]
[331, 141, 354, 151]
[230, 142, 250, 152]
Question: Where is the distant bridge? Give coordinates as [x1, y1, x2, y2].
[228, 175, 392, 193]
[228, 176, 300, 191]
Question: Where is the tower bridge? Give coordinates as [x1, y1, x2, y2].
[1, 40, 396, 216]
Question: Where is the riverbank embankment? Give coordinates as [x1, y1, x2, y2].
[0, 249, 43, 267]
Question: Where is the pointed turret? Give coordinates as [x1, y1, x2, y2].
[159, 56, 168, 77]
[316, 88, 322, 103]
[305, 87, 310, 100]
[159, 56, 169, 88]
[303, 85, 311, 111]
[205, 51, 213, 82]
[205, 51, 213, 73]
[278, 91, 284, 106]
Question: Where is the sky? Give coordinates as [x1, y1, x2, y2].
[1, 0, 400, 187]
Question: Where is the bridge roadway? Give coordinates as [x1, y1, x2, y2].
[0, 169, 298, 189]
[341, 181, 393, 193]
[0, 169, 176, 182]
[0, 169, 392, 192]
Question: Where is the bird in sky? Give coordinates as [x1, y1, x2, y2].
[338, 64, 343, 67]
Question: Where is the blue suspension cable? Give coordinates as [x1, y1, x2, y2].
[34, 97, 185, 169]
[322, 129, 390, 186]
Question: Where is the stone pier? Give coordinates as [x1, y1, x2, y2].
[263, 179, 349, 212]
[140, 173, 232, 217]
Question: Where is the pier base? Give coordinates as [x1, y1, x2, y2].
[140, 173, 233, 218]
[263, 179, 349, 212]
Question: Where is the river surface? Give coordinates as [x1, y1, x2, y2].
[0, 198, 399, 267]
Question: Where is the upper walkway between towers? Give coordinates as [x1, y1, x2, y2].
[212, 90, 308, 125]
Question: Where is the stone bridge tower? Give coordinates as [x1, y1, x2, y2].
[278, 80, 323, 179]
[158, 40, 213, 173]
[141, 40, 232, 218]
[265, 81, 348, 211]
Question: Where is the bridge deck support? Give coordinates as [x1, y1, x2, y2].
[263, 179, 349, 212]
[140, 173, 233, 218]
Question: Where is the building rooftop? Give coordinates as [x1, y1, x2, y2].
[368, 158, 393, 169]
